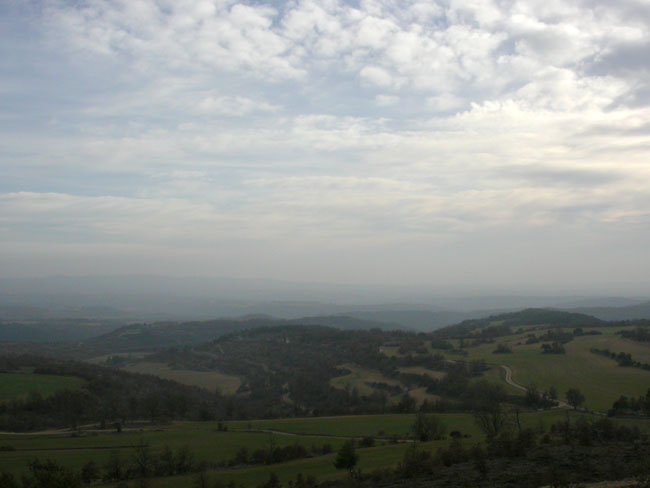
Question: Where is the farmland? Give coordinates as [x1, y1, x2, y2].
[0, 372, 85, 401]
[2, 410, 648, 487]
[330, 363, 405, 397]
[436, 327, 650, 411]
[122, 362, 242, 395]
[1, 311, 649, 487]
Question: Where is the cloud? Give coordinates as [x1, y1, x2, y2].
[2, 0, 650, 290]
[196, 95, 281, 116]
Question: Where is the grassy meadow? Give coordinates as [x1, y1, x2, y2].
[4, 410, 646, 487]
[437, 328, 650, 412]
[122, 362, 242, 395]
[329, 364, 405, 397]
[0, 372, 85, 401]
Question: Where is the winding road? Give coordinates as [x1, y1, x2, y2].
[499, 365, 572, 409]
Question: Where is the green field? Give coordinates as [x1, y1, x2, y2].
[0, 373, 85, 401]
[113, 441, 421, 488]
[226, 413, 479, 438]
[122, 362, 242, 395]
[0, 429, 349, 477]
[1, 411, 648, 487]
[397, 367, 446, 379]
[440, 328, 650, 411]
[330, 364, 405, 397]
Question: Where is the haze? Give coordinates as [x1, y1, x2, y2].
[1, 1, 650, 296]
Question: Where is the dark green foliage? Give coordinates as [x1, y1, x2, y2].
[334, 440, 358, 472]
[492, 343, 512, 354]
[321, 423, 650, 488]
[618, 326, 650, 343]
[397, 443, 432, 477]
[21, 459, 81, 488]
[411, 413, 446, 441]
[436, 438, 470, 467]
[0, 355, 225, 431]
[258, 472, 280, 488]
[565, 388, 585, 410]
[541, 342, 565, 354]
[103, 450, 124, 482]
[538, 329, 574, 344]
[191, 467, 210, 488]
[608, 388, 650, 417]
[0, 472, 19, 488]
[525, 333, 539, 344]
[524, 384, 557, 409]
[80, 460, 100, 484]
[591, 348, 650, 370]
[474, 403, 509, 440]
[153, 325, 456, 417]
[470, 444, 488, 478]
[358, 436, 375, 448]
[288, 473, 318, 488]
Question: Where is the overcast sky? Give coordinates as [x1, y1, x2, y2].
[1, 0, 649, 295]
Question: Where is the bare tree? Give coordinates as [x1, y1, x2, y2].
[474, 403, 510, 439]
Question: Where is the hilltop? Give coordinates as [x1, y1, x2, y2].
[434, 308, 603, 337]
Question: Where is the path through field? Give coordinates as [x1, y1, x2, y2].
[500, 365, 572, 409]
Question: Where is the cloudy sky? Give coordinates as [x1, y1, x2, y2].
[1, 0, 650, 295]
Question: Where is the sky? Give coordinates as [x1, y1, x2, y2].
[1, 0, 650, 296]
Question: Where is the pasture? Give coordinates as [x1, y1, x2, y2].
[437, 328, 650, 412]
[330, 364, 405, 397]
[1, 410, 648, 487]
[0, 372, 85, 401]
[122, 362, 242, 395]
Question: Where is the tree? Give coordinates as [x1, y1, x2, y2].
[566, 388, 585, 410]
[395, 393, 416, 413]
[80, 460, 100, 484]
[103, 450, 124, 482]
[0, 473, 18, 488]
[259, 472, 280, 488]
[159, 445, 175, 476]
[131, 441, 154, 480]
[412, 413, 446, 441]
[192, 465, 210, 488]
[474, 402, 510, 439]
[22, 459, 82, 488]
[397, 443, 432, 477]
[333, 440, 358, 473]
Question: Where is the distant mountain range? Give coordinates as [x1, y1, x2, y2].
[434, 308, 604, 336]
[566, 300, 650, 321]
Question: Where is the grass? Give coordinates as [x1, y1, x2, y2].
[0, 373, 85, 401]
[121, 362, 242, 395]
[105, 442, 422, 488]
[397, 367, 446, 379]
[442, 328, 650, 411]
[0, 428, 348, 477]
[3, 411, 648, 487]
[86, 352, 150, 364]
[471, 366, 524, 396]
[0, 413, 482, 479]
[226, 413, 479, 438]
[330, 364, 405, 397]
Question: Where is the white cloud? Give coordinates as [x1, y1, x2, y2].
[375, 94, 399, 106]
[196, 95, 280, 116]
[359, 65, 395, 87]
[2, 0, 650, 288]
